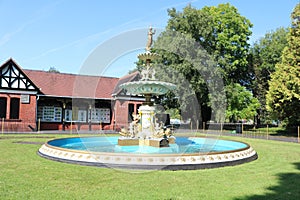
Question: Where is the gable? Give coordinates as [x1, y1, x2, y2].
[0, 58, 40, 93]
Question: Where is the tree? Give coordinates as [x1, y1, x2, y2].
[266, 3, 300, 126]
[149, 3, 252, 124]
[152, 31, 215, 124]
[48, 67, 60, 73]
[167, 3, 253, 85]
[225, 83, 260, 122]
[250, 27, 288, 123]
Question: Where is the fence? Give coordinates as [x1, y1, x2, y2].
[181, 122, 300, 143]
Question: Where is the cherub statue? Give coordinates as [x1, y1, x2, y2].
[119, 127, 130, 137]
[130, 113, 141, 137]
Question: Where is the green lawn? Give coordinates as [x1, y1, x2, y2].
[0, 134, 299, 200]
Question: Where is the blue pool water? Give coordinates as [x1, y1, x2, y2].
[48, 137, 248, 154]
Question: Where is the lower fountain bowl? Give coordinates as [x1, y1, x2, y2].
[38, 136, 257, 170]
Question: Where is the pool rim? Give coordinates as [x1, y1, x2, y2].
[38, 135, 258, 170]
[42, 135, 252, 156]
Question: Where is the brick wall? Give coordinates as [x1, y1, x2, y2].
[113, 100, 142, 129]
[0, 93, 37, 132]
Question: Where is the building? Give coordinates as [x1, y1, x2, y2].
[0, 58, 143, 132]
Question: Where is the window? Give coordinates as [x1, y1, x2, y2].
[78, 110, 87, 122]
[89, 108, 110, 123]
[0, 97, 7, 119]
[10, 98, 20, 119]
[64, 108, 87, 122]
[128, 104, 134, 121]
[37, 106, 62, 122]
[65, 109, 72, 122]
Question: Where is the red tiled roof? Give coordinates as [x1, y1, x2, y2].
[24, 69, 119, 99]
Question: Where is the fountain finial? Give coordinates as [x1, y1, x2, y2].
[146, 26, 156, 52]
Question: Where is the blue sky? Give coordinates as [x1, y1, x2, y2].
[0, 0, 298, 77]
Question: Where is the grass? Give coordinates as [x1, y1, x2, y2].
[0, 133, 300, 199]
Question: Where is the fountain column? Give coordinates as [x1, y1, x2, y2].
[138, 105, 155, 138]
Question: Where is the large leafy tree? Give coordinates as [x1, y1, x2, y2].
[266, 3, 300, 126]
[250, 28, 288, 123]
[150, 3, 253, 123]
[167, 3, 253, 85]
[153, 31, 222, 123]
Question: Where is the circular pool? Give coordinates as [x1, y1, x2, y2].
[38, 136, 257, 170]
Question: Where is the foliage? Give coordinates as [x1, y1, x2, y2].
[266, 3, 300, 126]
[225, 83, 260, 122]
[153, 30, 225, 123]
[48, 67, 60, 73]
[148, 3, 253, 123]
[167, 4, 253, 85]
[249, 27, 288, 123]
[165, 108, 181, 119]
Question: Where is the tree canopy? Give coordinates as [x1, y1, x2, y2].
[167, 3, 253, 85]
[266, 3, 300, 126]
[132, 3, 299, 126]
[150, 3, 254, 123]
[250, 27, 288, 123]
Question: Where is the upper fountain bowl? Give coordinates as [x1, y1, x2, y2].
[120, 80, 176, 95]
[138, 52, 160, 61]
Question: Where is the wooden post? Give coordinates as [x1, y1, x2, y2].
[298, 126, 300, 143]
[203, 122, 205, 132]
[190, 121, 193, 131]
[196, 120, 199, 132]
[267, 124, 269, 140]
[221, 123, 223, 133]
[242, 123, 244, 135]
[70, 121, 73, 134]
[38, 118, 41, 133]
[1, 118, 4, 135]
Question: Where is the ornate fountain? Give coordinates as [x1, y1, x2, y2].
[118, 27, 176, 147]
[38, 27, 258, 170]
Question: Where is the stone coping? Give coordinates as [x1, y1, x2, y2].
[38, 136, 258, 170]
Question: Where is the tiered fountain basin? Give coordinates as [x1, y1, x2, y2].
[120, 80, 176, 95]
[38, 136, 257, 170]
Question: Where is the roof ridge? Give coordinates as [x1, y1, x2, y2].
[23, 69, 119, 79]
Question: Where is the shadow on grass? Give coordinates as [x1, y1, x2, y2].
[270, 127, 298, 137]
[235, 162, 300, 200]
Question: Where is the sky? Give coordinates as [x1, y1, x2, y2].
[0, 0, 299, 77]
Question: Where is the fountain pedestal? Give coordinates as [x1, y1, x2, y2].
[118, 137, 175, 147]
[118, 104, 176, 147]
[138, 105, 155, 139]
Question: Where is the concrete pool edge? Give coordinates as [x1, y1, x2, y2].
[38, 150, 258, 170]
[37, 137, 258, 170]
